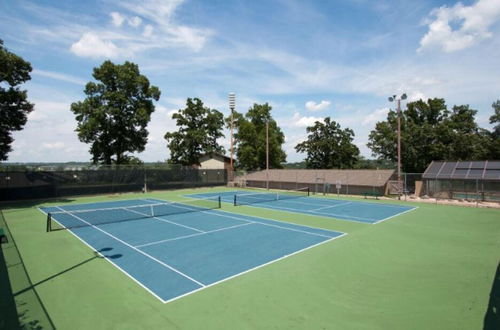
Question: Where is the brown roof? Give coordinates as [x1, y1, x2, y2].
[236, 169, 395, 187]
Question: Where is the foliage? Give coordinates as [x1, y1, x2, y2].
[367, 98, 492, 173]
[295, 117, 359, 169]
[71, 60, 160, 164]
[489, 100, 500, 159]
[353, 156, 396, 169]
[164, 98, 225, 166]
[0, 39, 34, 161]
[283, 161, 307, 169]
[229, 103, 286, 170]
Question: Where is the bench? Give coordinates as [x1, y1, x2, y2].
[0, 228, 7, 244]
[363, 192, 381, 200]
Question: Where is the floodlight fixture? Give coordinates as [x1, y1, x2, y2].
[229, 92, 236, 110]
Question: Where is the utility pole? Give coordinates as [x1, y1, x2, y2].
[388, 93, 407, 200]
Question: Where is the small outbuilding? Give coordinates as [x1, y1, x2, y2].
[422, 160, 500, 201]
[198, 153, 232, 170]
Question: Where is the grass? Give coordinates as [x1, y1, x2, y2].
[1, 186, 499, 329]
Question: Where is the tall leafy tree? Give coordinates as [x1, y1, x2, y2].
[295, 117, 359, 169]
[0, 40, 34, 160]
[71, 60, 160, 164]
[164, 97, 225, 165]
[367, 98, 490, 173]
[489, 100, 500, 159]
[230, 103, 286, 170]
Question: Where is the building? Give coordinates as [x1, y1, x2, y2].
[198, 153, 232, 170]
[235, 169, 395, 196]
[422, 160, 500, 201]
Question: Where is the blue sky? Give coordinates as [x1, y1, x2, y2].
[1, 0, 499, 163]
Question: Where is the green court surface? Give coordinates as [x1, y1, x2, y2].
[1, 187, 499, 330]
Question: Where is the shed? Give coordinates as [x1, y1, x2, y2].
[422, 160, 500, 201]
[198, 153, 232, 170]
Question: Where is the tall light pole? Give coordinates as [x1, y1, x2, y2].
[266, 119, 269, 190]
[388, 93, 407, 200]
[229, 93, 236, 180]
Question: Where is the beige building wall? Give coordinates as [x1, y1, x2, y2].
[200, 157, 225, 169]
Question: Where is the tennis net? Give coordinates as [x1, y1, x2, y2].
[46, 196, 221, 232]
[233, 187, 309, 206]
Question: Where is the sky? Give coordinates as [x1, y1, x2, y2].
[1, 0, 500, 163]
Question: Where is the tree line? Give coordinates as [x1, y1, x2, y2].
[1, 39, 499, 173]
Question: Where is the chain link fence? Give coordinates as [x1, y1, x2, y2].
[230, 170, 500, 203]
[422, 178, 500, 202]
[0, 165, 227, 201]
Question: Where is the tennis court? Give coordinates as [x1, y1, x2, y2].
[39, 197, 344, 302]
[187, 190, 416, 224]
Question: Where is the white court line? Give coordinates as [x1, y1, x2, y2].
[124, 207, 205, 233]
[145, 198, 337, 239]
[135, 222, 253, 248]
[41, 199, 347, 304]
[37, 207, 168, 303]
[147, 198, 346, 236]
[311, 202, 353, 211]
[204, 210, 334, 239]
[277, 197, 412, 210]
[372, 206, 419, 224]
[239, 202, 375, 222]
[165, 232, 347, 304]
[53, 206, 206, 287]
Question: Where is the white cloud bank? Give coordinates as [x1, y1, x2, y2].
[70, 0, 212, 59]
[70, 33, 120, 58]
[305, 100, 331, 112]
[419, 0, 500, 52]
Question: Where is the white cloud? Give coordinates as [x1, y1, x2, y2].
[143, 24, 154, 37]
[407, 91, 427, 102]
[290, 112, 323, 127]
[70, 33, 119, 58]
[361, 107, 389, 126]
[110, 12, 125, 27]
[32, 69, 86, 85]
[116, 0, 213, 52]
[305, 100, 331, 112]
[128, 16, 142, 28]
[42, 142, 65, 149]
[418, 0, 500, 53]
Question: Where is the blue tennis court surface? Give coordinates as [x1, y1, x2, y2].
[40, 198, 344, 303]
[186, 191, 416, 224]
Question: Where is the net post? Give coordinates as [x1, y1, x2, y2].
[307, 187, 310, 196]
[46, 213, 51, 232]
[218, 196, 221, 208]
[150, 204, 154, 217]
[233, 194, 237, 206]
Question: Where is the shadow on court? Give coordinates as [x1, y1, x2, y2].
[13, 247, 122, 297]
[484, 260, 500, 330]
[0, 198, 75, 211]
[1, 208, 120, 330]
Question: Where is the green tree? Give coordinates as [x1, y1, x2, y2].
[367, 98, 490, 173]
[230, 103, 286, 170]
[295, 117, 359, 169]
[164, 98, 225, 165]
[0, 40, 34, 160]
[489, 100, 500, 159]
[71, 60, 160, 164]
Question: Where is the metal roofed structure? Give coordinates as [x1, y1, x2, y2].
[423, 161, 500, 180]
[422, 161, 500, 202]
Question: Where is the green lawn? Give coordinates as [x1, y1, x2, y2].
[1, 187, 499, 330]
